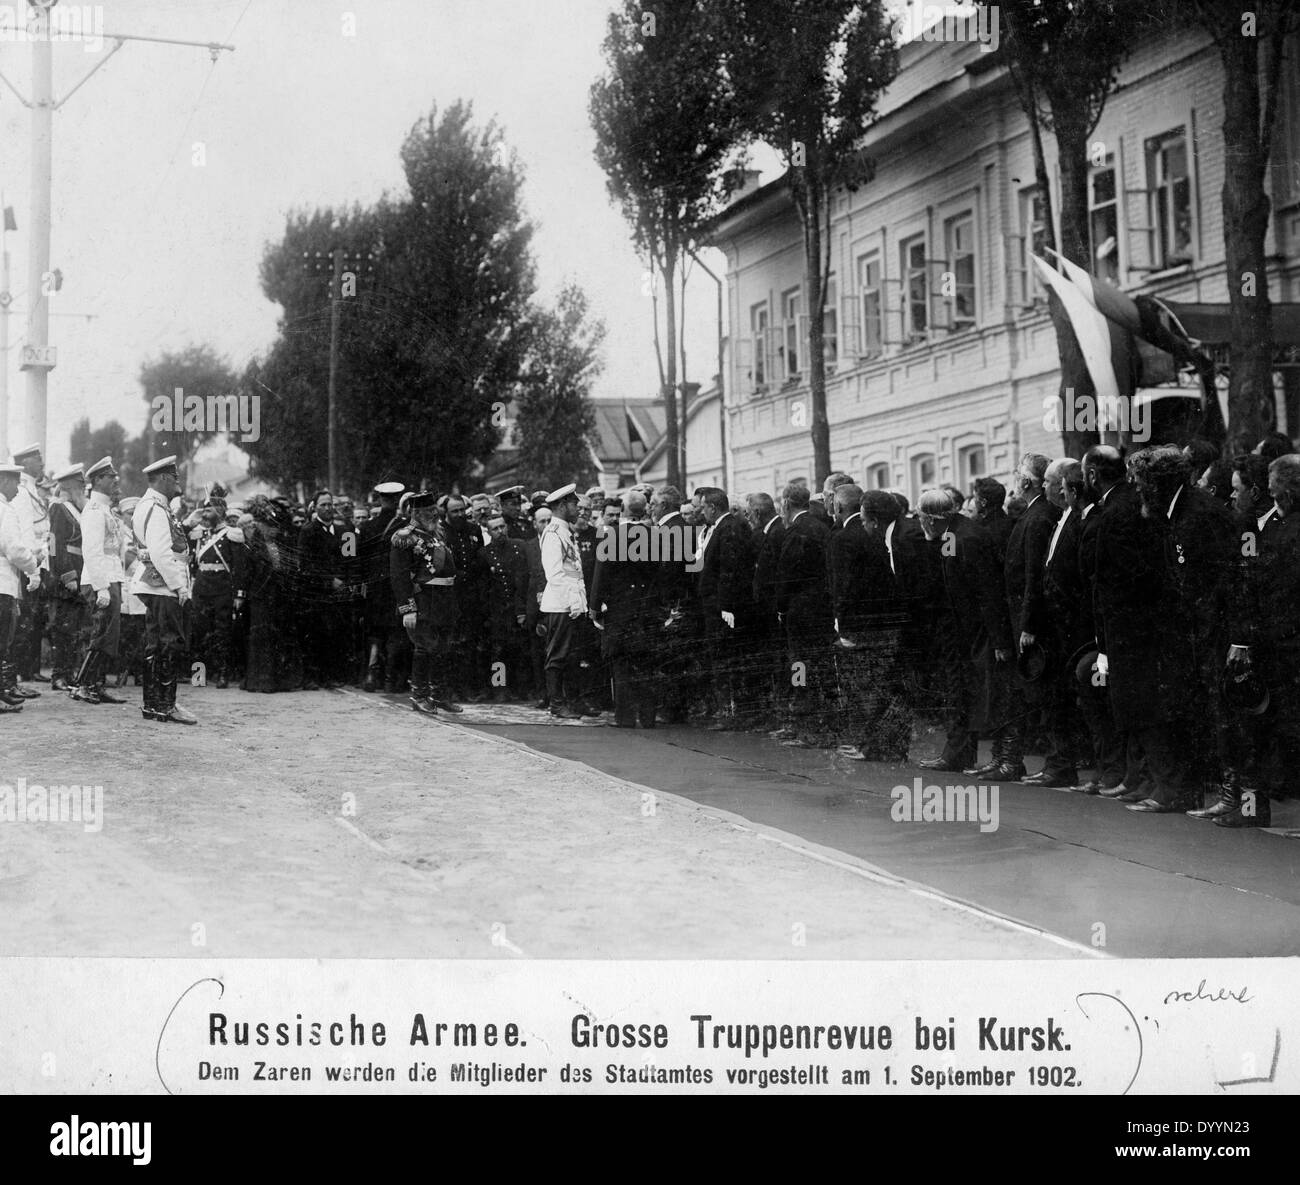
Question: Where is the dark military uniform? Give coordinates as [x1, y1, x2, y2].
[190, 525, 248, 687]
[47, 498, 86, 688]
[390, 521, 459, 708]
[471, 534, 529, 700]
[444, 516, 485, 699]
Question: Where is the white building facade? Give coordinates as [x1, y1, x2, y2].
[707, 27, 1300, 503]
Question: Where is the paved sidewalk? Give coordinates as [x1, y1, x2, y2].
[1, 686, 1087, 959]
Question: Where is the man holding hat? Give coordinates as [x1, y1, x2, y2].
[71, 457, 129, 706]
[10, 443, 51, 686]
[390, 492, 462, 715]
[538, 483, 592, 719]
[0, 461, 38, 712]
[132, 456, 197, 724]
[47, 462, 87, 691]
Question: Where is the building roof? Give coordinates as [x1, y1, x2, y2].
[704, 37, 1003, 244]
[636, 383, 721, 473]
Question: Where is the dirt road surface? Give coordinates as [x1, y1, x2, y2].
[0, 685, 1090, 960]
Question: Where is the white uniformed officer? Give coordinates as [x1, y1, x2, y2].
[131, 456, 196, 724]
[72, 457, 129, 706]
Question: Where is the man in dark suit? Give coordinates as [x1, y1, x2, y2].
[696, 487, 759, 729]
[832, 487, 914, 761]
[590, 514, 664, 728]
[916, 488, 1013, 772]
[649, 484, 697, 724]
[1030, 458, 1089, 786]
[358, 482, 404, 691]
[775, 481, 834, 746]
[979, 453, 1059, 781]
[746, 491, 785, 731]
[1122, 445, 1235, 814]
[1209, 454, 1300, 827]
[298, 490, 352, 688]
[1079, 446, 1141, 796]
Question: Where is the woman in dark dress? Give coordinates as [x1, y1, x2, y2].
[240, 496, 305, 693]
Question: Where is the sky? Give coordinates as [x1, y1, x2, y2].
[0, 0, 769, 469]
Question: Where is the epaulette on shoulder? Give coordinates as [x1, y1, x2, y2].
[391, 525, 415, 548]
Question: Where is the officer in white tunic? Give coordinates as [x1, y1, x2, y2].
[0, 462, 38, 712]
[72, 457, 129, 706]
[9, 442, 49, 687]
[539, 483, 591, 719]
[131, 456, 196, 724]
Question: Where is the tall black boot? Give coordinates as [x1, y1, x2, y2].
[71, 651, 104, 704]
[409, 652, 437, 715]
[363, 642, 382, 692]
[140, 656, 159, 720]
[93, 651, 127, 704]
[548, 667, 580, 719]
[0, 662, 25, 710]
[1, 661, 28, 706]
[158, 666, 197, 725]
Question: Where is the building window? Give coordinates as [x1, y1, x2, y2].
[782, 288, 801, 378]
[944, 213, 976, 328]
[750, 302, 769, 389]
[1020, 186, 1048, 303]
[958, 443, 986, 490]
[1146, 129, 1193, 268]
[866, 462, 890, 490]
[1089, 153, 1120, 283]
[823, 276, 838, 366]
[858, 252, 883, 353]
[910, 452, 936, 501]
[901, 235, 928, 342]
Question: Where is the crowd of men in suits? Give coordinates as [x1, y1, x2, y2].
[3, 431, 1297, 831]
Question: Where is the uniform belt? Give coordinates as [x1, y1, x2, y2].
[197, 562, 226, 572]
[66, 545, 82, 555]
[422, 576, 455, 587]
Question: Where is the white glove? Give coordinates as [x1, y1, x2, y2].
[177, 586, 192, 606]
[1095, 653, 1108, 678]
[721, 611, 735, 629]
[95, 589, 110, 609]
[26, 572, 40, 591]
[402, 612, 417, 631]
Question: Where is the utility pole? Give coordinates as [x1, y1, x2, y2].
[0, 203, 12, 458]
[0, 0, 235, 459]
[303, 247, 375, 493]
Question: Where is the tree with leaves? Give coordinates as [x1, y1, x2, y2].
[590, 0, 742, 490]
[246, 101, 537, 495]
[983, 0, 1148, 456]
[723, 0, 898, 483]
[1192, 0, 1299, 451]
[138, 343, 240, 468]
[512, 283, 606, 491]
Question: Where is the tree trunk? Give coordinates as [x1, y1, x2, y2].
[662, 248, 681, 491]
[1053, 114, 1101, 458]
[801, 171, 831, 485]
[1221, 28, 1274, 453]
